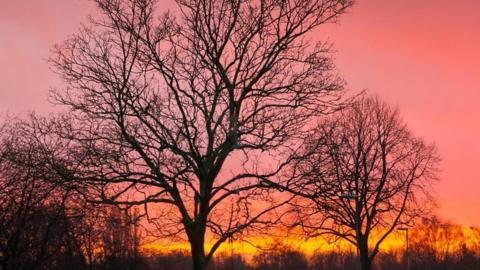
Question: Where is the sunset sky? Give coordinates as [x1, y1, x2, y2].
[1, 0, 479, 226]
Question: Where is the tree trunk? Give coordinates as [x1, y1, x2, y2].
[191, 243, 207, 270]
[359, 255, 372, 270]
[358, 238, 372, 270]
[188, 224, 208, 270]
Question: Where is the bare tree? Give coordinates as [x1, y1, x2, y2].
[42, 0, 354, 269]
[289, 96, 439, 270]
[0, 121, 84, 270]
[0, 117, 152, 270]
[100, 206, 143, 270]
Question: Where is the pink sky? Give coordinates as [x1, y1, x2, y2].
[1, 0, 479, 225]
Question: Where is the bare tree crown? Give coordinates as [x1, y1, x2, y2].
[46, 0, 353, 268]
[289, 96, 439, 269]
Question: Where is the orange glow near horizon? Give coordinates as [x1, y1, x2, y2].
[1, 0, 479, 227]
[141, 237, 359, 258]
[140, 224, 480, 258]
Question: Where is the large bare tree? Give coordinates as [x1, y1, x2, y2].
[45, 0, 353, 269]
[289, 96, 439, 270]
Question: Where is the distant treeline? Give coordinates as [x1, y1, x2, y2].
[143, 221, 480, 270]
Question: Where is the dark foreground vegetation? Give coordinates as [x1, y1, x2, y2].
[0, 180, 478, 270]
[149, 242, 480, 270]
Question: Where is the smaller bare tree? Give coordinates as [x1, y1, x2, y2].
[0, 120, 82, 270]
[289, 96, 439, 270]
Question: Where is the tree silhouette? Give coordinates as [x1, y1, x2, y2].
[289, 96, 439, 270]
[0, 121, 84, 270]
[44, 0, 353, 269]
